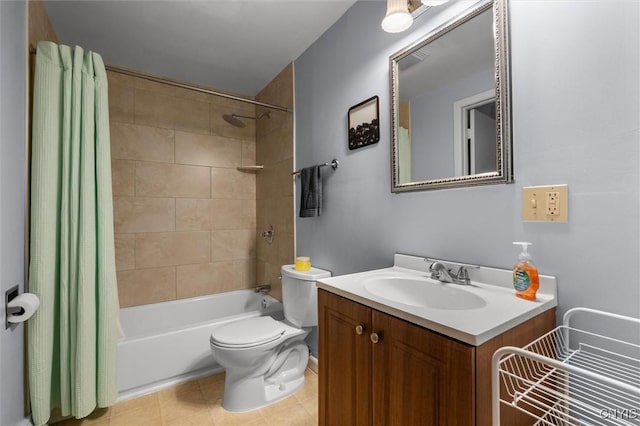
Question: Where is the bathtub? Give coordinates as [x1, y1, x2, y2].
[117, 290, 283, 401]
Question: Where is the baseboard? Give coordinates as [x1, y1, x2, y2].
[308, 355, 318, 374]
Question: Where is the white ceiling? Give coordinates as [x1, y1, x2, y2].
[43, 0, 357, 97]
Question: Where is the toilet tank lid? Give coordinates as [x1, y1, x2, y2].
[281, 265, 331, 281]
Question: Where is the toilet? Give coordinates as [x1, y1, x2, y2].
[209, 265, 331, 412]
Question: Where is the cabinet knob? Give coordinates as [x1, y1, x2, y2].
[355, 325, 364, 335]
[370, 332, 380, 344]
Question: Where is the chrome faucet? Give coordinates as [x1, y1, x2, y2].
[429, 262, 454, 283]
[429, 262, 472, 286]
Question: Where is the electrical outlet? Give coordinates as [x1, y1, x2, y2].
[522, 185, 568, 222]
[546, 191, 559, 216]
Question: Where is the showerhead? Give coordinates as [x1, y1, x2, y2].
[222, 111, 271, 128]
[222, 114, 247, 128]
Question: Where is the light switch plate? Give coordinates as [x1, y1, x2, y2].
[522, 184, 568, 222]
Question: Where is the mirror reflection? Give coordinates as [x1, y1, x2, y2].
[391, 0, 512, 192]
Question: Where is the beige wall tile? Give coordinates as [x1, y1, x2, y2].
[176, 198, 214, 231]
[176, 199, 252, 231]
[241, 259, 257, 288]
[241, 140, 256, 166]
[111, 122, 174, 163]
[273, 195, 294, 233]
[279, 196, 295, 234]
[109, 72, 175, 96]
[174, 87, 213, 104]
[134, 90, 175, 129]
[209, 95, 255, 115]
[256, 108, 292, 139]
[106, 71, 131, 88]
[114, 197, 175, 233]
[130, 77, 175, 97]
[176, 261, 244, 298]
[275, 162, 294, 198]
[257, 121, 293, 165]
[136, 231, 210, 268]
[211, 167, 255, 199]
[256, 63, 294, 109]
[175, 132, 242, 168]
[173, 97, 210, 135]
[254, 61, 294, 306]
[211, 198, 250, 230]
[277, 231, 295, 266]
[29, 0, 59, 45]
[136, 162, 210, 198]
[114, 233, 135, 271]
[117, 266, 176, 307]
[211, 229, 256, 261]
[108, 83, 134, 124]
[242, 199, 256, 229]
[111, 159, 135, 197]
[211, 199, 246, 230]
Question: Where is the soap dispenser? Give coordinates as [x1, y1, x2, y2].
[512, 242, 539, 301]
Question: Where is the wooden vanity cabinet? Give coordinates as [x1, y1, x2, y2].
[318, 289, 556, 426]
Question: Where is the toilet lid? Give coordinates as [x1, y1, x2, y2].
[210, 316, 286, 348]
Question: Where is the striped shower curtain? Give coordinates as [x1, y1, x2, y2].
[28, 41, 119, 425]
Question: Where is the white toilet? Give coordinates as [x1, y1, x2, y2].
[209, 265, 331, 412]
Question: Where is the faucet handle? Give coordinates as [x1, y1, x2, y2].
[454, 266, 471, 285]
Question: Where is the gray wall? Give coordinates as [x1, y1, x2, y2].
[0, 1, 28, 425]
[295, 0, 639, 355]
[410, 67, 494, 180]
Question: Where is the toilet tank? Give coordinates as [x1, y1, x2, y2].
[281, 265, 331, 327]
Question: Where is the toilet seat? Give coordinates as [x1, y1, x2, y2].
[210, 316, 286, 348]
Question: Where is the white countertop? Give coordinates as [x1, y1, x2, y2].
[317, 254, 557, 346]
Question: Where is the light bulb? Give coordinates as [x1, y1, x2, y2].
[382, 0, 414, 33]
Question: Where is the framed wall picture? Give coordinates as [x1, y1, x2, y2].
[348, 95, 380, 150]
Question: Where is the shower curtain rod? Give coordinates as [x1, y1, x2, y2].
[29, 47, 293, 113]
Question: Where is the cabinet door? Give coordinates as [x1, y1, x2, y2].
[372, 311, 476, 426]
[318, 290, 372, 426]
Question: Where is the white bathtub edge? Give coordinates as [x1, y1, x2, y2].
[308, 355, 318, 374]
[117, 365, 224, 403]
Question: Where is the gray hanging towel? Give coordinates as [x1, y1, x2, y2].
[299, 166, 322, 217]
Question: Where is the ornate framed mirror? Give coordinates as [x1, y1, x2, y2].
[390, 0, 512, 192]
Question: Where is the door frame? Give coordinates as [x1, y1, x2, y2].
[452, 89, 495, 176]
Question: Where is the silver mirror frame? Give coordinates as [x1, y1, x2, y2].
[390, 0, 512, 192]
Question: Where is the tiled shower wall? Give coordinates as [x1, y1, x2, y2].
[109, 72, 258, 307]
[256, 64, 295, 301]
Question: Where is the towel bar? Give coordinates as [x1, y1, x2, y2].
[292, 159, 339, 176]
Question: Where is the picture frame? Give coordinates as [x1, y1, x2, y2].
[348, 95, 380, 150]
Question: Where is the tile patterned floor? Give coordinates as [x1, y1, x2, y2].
[54, 369, 318, 426]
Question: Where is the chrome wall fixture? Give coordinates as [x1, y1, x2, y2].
[261, 225, 274, 244]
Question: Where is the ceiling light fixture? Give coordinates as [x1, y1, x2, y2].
[381, 0, 414, 33]
[421, 0, 450, 6]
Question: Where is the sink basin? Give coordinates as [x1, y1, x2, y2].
[362, 276, 487, 310]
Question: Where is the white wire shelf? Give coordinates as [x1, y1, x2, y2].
[492, 308, 640, 426]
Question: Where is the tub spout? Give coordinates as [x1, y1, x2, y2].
[254, 285, 271, 294]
